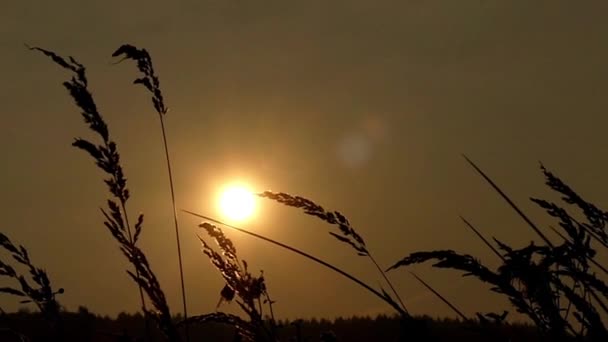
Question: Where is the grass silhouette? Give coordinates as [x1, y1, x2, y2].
[0, 232, 64, 340]
[387, 157, 608, 340]
[111, 44, 190, 342]
[28, 45, 179, 341]
[0, 44, 605, 341]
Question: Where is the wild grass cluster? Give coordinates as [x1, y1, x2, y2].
[0, 45, 606, 341]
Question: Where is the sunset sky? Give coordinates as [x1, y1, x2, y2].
[2, 1, 608, 321]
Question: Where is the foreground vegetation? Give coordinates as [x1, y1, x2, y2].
[0, 45, 606, 341]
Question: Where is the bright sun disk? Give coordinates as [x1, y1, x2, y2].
[218, 185, 256, 222]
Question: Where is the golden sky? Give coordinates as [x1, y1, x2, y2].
[1, 1, 608, 321]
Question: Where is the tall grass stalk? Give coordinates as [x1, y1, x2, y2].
[31, 45, 180, 341]
[111, 44, 190, 340]
[257, 191, 408, 313]
[27, 44, 149, 319]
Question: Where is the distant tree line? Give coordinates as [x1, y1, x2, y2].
[0, 308, 542, 342]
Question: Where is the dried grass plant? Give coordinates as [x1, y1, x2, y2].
[387, 156, 608, 341]
[28, 44, 284, 342]
[183, 210, 407, 319]
[30, 45, 181, 341]
[257, 191, 408, 314]
[111, 44, 190, 341]
[0, 232, 64, 340]
[182, 222, 276, 341]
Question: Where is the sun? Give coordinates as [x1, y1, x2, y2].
[218, 185, 256, 222]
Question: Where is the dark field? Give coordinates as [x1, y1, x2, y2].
[1, 310, 544, 342]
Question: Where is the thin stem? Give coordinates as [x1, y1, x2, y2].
[259, 298, 263, 317]
[548, 226, 608, 275]
[264, 290, 277, 337]
[587, 285, 608, 316]
[182, 210, 409, 317]
[118, 202, 150, 341]
[368, 254, 408, 313]
[159, 115, 189, 341]
[409, 271, 468, 321]
[460, 216, 506, 262]
[119, 201, 147, 310]
[114, 147, 149, 341]
[567, 217, 608, 250]
[462, 154, 554, 248]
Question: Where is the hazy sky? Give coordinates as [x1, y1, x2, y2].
[2, 1, 608, 321]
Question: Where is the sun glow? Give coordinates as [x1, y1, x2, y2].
[218, 185, 256, 222]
